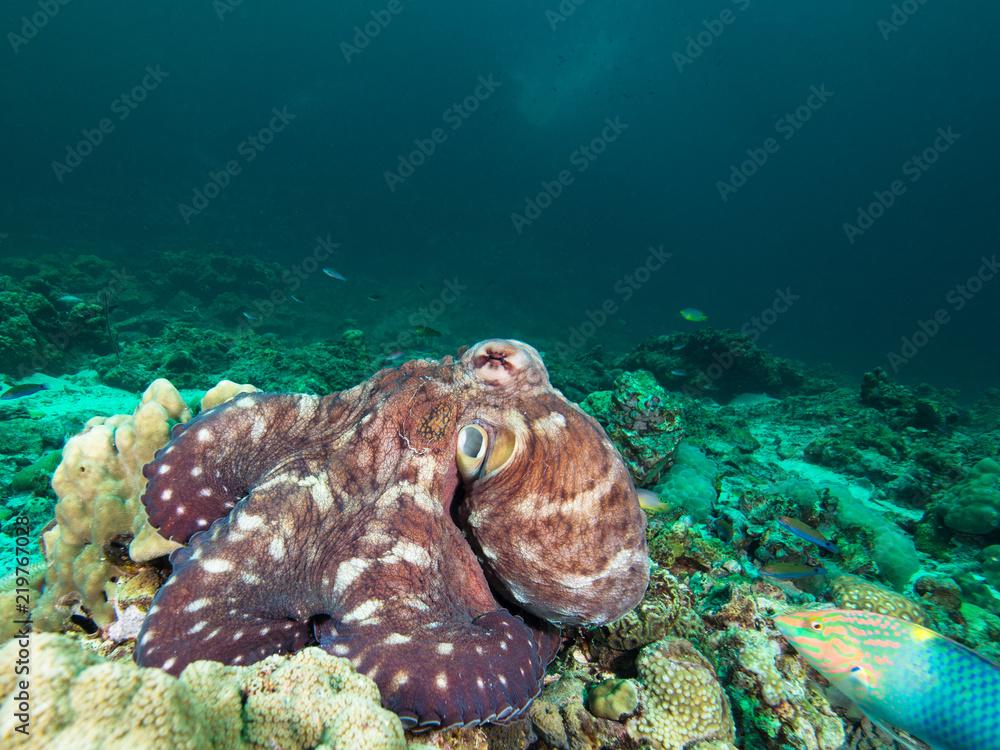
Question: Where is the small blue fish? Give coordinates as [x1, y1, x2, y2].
[760, 562, 826, 580]
[290, 294, 305, 304]
[242, 311, 260, 323]
[56, 294, 84, 306]
[1, 383, 48, 400]
[672, 342, 687, 351]
[323, 267, 347, 281]
[778, 516, 840, 555]
[670, 368, 688, 377]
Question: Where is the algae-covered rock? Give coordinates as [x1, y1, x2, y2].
[581, 370, 684, 484]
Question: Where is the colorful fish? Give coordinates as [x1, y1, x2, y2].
[1, 383, 48, 400]
[778, 516, 840, 555]
[759, 562, 826, 580]
[679, 307, 708, 322]
[636, 488, 669, 513]
[776, 609, 1000, 750]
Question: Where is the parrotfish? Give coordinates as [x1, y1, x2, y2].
[775, 609, 1000, 750]
[778, 515, 840, 555]
[679, 307, 708, 322]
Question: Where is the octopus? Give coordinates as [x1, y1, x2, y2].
[135, 339, 649, 731]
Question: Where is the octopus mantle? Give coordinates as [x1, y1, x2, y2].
[135, 339, 649, 731]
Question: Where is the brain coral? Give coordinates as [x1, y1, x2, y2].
[941, 457, 1000, 538]
[34, 378, 256, 630]
[830, 575, 929, 626]
[626, 638, 735, 750]
[0, 634, 405, 750]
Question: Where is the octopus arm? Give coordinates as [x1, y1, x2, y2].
[141, 392, 328, 542]
[135, 481, 328, 675]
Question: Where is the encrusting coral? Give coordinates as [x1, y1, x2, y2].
[33, 378, 256, 630]
[626, 638, 735, 750]
[0, 634, 406, 750]
[830, 575, 930, 626]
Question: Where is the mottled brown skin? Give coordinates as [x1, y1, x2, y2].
[135, 339, 649, 731]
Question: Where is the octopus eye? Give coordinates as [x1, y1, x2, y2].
[456, 424, 518, 481]
[457, 424, 489, 480]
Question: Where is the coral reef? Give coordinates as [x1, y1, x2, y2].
[33, 378, 255, 630]
[580, 369, 684, 484]
[936, 457, 1000, 538]
[627, 638, 736, 750]
[829, 575, 929, 626]
[0, 635, 406, 750]
[620, 330, 811, 402]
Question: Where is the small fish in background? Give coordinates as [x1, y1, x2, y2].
[775, 609, 1000, 750]
[413, 326, 442, 337]
[679, 307, 708, 322]
[322, 267, 347, 281]
[636, 488, 669, 513]
[672, 341, 687, 351]
[56, 294, 84, 306]
[367, 294, 382, 302]
[670, 368, 688, 377]
[383, 350, 404, 362]
[242, 311, 260, 323]
[1, 383, 49, 400]
[759, 562, 826, 580]
[290, 294, 306, 304]
[778, 516, 840, 555]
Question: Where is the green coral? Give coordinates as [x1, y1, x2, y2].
[586, 678, 639, 721]
[652, 442, 718, 522]
[10, 449, 62, 494]
[581, 370, 684, 484]
[940, 457, 1000, 538]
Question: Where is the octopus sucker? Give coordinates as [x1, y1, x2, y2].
[135, 339, 649, 729]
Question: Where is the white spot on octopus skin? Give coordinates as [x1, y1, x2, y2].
[233, 630, 244, 641]
[191, 466, 203, 477]
[241, 572, 260, 585]
[498, 675, 508, 687]
[197, 518, 209, 527]
[250, 415, 266, 443]
[162, 657, 176, 671]
[202, 558, 232, 573]
[341, 599, 382, 624]
[236, 396, 256, 409]
[175, 505, 186, 516]
[332, 644, 351, 656]
[384, 633, 411, 645]
[380, 540, 432, 567]
[232, 655, 244, 664]
[332, 558, 371, 596]
[199, 488, 212, 497]
[236, 512, 264, 531]
[391, 671, 409, 689]
[188, 621, 207, 635]
[436, 643, 454, 655]
[477, 677, 485, 689]
[207, 628, 221, 640]
[435, 672, 448, 690]
[268, 536, 285, 560]
[196, 428, 212, 442]
[185, 598, 210, 612]
[161, 489, 173, 500]
[158, 464, 170, 474]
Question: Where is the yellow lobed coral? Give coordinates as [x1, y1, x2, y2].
[626, 638, 736, 750]
[33, 379, 256, 630]
[830, 575, 929, 626]
[0, 634, 406, 750]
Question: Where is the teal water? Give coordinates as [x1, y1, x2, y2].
[1, 0, 998, 392]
